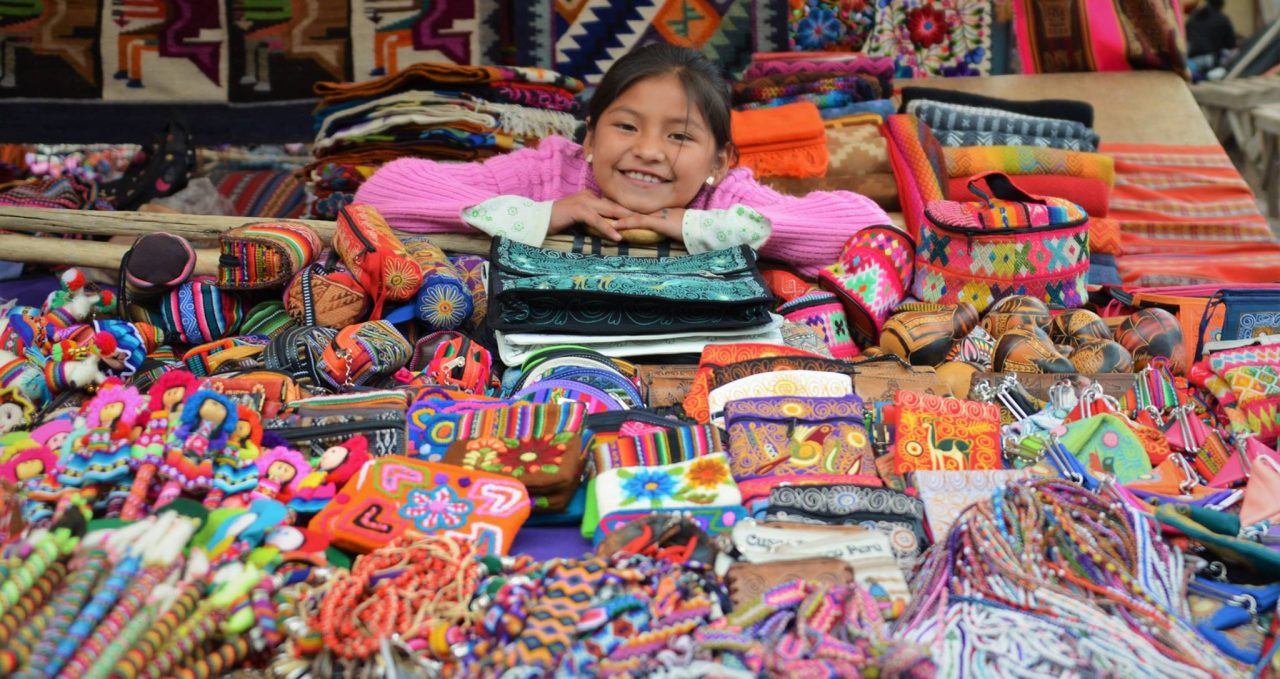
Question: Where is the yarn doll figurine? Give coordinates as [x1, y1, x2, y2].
[290, 435, 370, 514]
[121, 370, 198, 520]
[11, 418, 74, 527]
[252, 446, 311, 504]
[155, 390, 239, 509]
[56, 383, 147, 515]
[207, 405, 264, 509]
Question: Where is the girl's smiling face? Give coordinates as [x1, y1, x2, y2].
[584, 73, 728, 215]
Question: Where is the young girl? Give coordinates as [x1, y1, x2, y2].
[355, 44, 890, 277]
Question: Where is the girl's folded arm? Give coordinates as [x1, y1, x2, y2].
[353, 137, 577, 234]
[709, 170, 894, 276]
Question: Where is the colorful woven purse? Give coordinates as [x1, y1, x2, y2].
[317, 320, 412, 390]
[217, 222, 322, 290]
[333, 204, 423, 319]
[913, 172, 1089, 313]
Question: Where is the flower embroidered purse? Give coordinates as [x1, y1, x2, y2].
[893, 390, 1002, 473]
[309, 455, 531, 555]
[724, 395, 872, 480]
[913, 172, 1090, 313]
[582, 453, 740, 538]
[333, 204, 423, 318]
[440, 401, 588, 512]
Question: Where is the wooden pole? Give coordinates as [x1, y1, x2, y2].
[0, 206, 688, 259]
[0, 233, 220, 274]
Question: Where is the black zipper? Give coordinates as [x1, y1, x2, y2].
[586, 409, 688, 432]
[339, 206, 379, 255]
[269, 416, 406, 442]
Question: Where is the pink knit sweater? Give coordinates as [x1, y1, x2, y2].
[354, 135, 891, 276]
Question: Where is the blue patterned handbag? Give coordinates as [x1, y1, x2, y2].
[488, 238, 775, 334]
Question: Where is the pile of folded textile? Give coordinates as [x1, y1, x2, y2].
[884, 87, 1123, 286]
[901, 86, 1101, 151]
[729, 54, 897, 185]
[487, 238, 785, 365]
[755, 110, 900, 210]
[306, 64, 585, 220]
[734, 52, 895, 120]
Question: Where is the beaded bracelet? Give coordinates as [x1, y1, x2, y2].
[315, 534, 481, 660]
[0, 560, 66, 646]
[898, 479, 1246, 677]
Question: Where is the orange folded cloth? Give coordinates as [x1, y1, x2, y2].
[732, 102, 828, 178]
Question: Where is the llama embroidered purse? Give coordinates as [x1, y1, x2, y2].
[914, 172, 1089, 313]
[724, 395, 872, 480]
[893, 390, 1001, 473]
[308, 455, 531, 555]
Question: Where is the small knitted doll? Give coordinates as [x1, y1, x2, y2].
[252, 446, 311, 504]
[155, 389, 239, 509]
[208, 405, 264, 509]
[290, 435, 370, 514]
[120, 370, 199, 520]
[57, 384, 147, 491]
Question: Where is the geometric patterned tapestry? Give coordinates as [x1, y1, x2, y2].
[0, 0, 507, 102]
[513, 0, 788, 85]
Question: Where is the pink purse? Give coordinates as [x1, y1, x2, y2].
[913, 172, 1089, 314]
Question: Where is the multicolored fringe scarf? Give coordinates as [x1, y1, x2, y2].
[882, 114, 947, 238]
[943, 146, 1116, 185]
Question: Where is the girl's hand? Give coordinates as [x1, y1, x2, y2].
[613, 208, 685, 241]
[549, 191, 635, 241]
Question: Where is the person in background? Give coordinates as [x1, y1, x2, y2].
[354, 44, 890, 278]
[1186, 0, 1238, 78]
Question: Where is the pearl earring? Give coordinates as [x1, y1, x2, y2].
[706, 176, 716, 186]
[586, 153, 593, 163]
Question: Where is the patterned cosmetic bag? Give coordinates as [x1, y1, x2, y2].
[913, 172, 1089, 313]
[724, 395, 872, 480]
[217, 222, 322, 290]
[488, 238, 775, 335]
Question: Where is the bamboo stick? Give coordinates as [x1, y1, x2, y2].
[0, 233, 220, 274]
[0, 206, 689, 259]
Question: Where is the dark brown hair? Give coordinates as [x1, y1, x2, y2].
[587, 44, 734, 156]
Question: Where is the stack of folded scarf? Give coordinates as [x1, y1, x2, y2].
[731, 102, 830, 179]
[305, 63, 585, 220]
[900, 87, 1099, 150]
[761, 112, 900, 210]
[735, 53, 896, 120]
